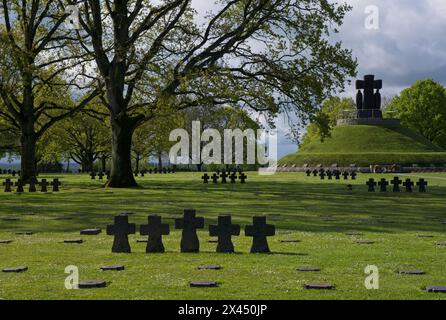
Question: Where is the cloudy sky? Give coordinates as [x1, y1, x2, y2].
[193, 0, 446, 157]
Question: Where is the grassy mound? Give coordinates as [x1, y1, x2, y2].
[280, 124, 446, 166]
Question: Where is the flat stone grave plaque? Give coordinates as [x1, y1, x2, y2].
[100, 265, 125, 271]
[198, 265, 222, 270]
[15, 231, 33, 235]
[279, 239, 300, 243]
[2, 217, 20, 221]
[2, 266, 28, 273]
[190, 281, 218, 288]
[304, 283, 333, 290]
[426, 286, 446, 293]
[356, 240, 375, 244]
[398, 270, 425, 275]
[64, 239, 83, 244]
[436, 242, 446, 246]
[345, 232, 363, 236]
[0, 240, 12, 244]
[80, 228, 102, 235]
[298, 267, 321, 272]
[416, 234, 434, 238]
[78, 280, 107, 289]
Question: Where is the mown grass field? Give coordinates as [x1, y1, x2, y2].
[0, 172, 445, 300]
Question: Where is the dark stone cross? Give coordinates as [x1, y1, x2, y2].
[350, 172, 357, 180]
[342, 171, 349, 180]
[51, 178, 61, 192]
[29, 177, 37, 192]
[417, 179, 428, 192]
[391, 177, 402, 192]
[211, 173, 219, 184]
[12, 170, 16, 177]
[319, 171, 326, 180]
[3, 179, 13, 192]
[90, 172, 96, 180]
[356, 74, 383, 118]
[366, 178, 377, 192]
[140, 171, 145, 177]
[134, 171, 139, 177]
[305, 169, 311, 177]
[378, 178, 389, 192]
[106, 214, 136, 253]
[175, 209, 205, 253]
[98, 172, 104, 180]
[15, 179, 24, 193]
[334, 170, 341, 180]
[244, 216, 275, 253]
[220, 171, 228, 184]
[312, 169, 318, 177]
[209, 215, 240, 253]
[39, 179, 49, 192]
[140, 215, 170, 253]
[403, 179, 414, 193]
[106, 171, 111, 180]
[239, 172, 247, 183]
[201, 173, 210, 184]
[326, 170, 333, 180]
[148, 169, 153, 174]
[229, 173, 237, 183]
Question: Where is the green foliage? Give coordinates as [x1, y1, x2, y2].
[387, 79, 446, 149]
[300, 97, 356, 148]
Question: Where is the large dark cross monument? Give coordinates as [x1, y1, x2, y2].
[356, 74, 382, 118]
[209, 215, 240, 253]
[107, 214, 136, 253]
[175, 209, 205, 253]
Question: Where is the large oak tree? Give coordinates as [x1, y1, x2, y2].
[74, 0, 356, 187]
[0, 0, 99, 181]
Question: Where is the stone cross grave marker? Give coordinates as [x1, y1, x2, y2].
[90, 172, 96, 180]
[305, 169, 311, 177]
[211, 173, 219, 184]
[140, 215, 170, 253]
[220, 171, 228, 184]
[3, 179, 12, 192]
[209, 215, 240, 253]
[229, 173, 237, 183]
[98, 172, 104, 180]
[326, 170, 333, 180]
[334, 170, 341, 180]
[201, 173, 210, 184]
[239, 172, 247, 183]
[244, 216, 275, 253]
[51, 178, 61, 192]
[319, 171, 326, 180]
[342, 171, 349, 180]
[175, 209, 204, 253]
[351, 171, 357, 180]
[29, 177, 37, 192]
[366, 178, 376, 192]
[391, 177, 402, 192]
[106, 214, 136, 253]
[403, 179, 414, 192]
[378, 178, 389, 192]
[39, 179, 49, 192]
[312, 169, 318, 177]
[417, 179, 428, 192]
[15, 179, 24, 193]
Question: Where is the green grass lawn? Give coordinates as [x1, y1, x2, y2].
[280, 124, 446, 166]
[0, 172, 445, 300]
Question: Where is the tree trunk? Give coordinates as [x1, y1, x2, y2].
[101, 156, 106, 172]
[158, 153, 163, 171]
[135, 156, 140, 173]
[106, 116, 138, 188]
[20, 123, 37, 182]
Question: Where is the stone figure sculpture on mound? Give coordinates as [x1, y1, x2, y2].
[356, 74, 382, 119]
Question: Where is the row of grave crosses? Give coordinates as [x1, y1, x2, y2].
[366, 177, 427, 193]
[306, 168, 357, 180]
[0, 169, 21, 176]
[3, 178, 61, 193]
[202, 172, 247, 184]
[106, 210, 275, 254]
